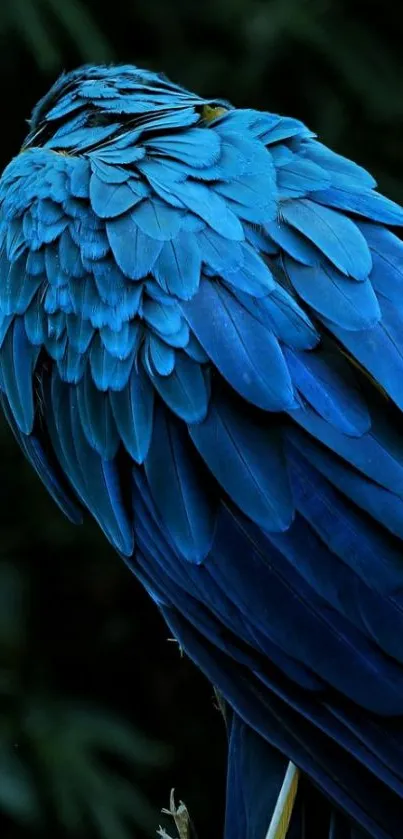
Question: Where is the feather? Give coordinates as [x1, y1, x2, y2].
[189, 391, 293, 532]
[153, 234, 201, 299]
[265, 219, 316, 266]
[222, 243, 275, 297]
[110, 364, 154, 463]
[0, 251, 41, 315]
[89, 333, 134, 390]
[277, 156, 330, 198]
[144, 128, 221, 167]
[151, 352, 209, 422]
[142, 299, 184, 337]
[359, 222, 403, 304]
[0, 318, 39, 434]
[289, 401, 403, 497]
[287, 426, 403, 543]
[232, 287, 319, 351]
[6, 219, 26, 262]
[144, 402, 216, 562]
[281, 200, 372, 280]
[77, 368, 120, 459]
[182, 278, 296, 411]
[303, 141, 376, 189]
[329, 306, 403, 411]
[312, 187, 403, 225]
[90, 174, 148, 218]
[167, 179, 244, 240]
[285, 257, 380, 330]
[47, 370, 133, 554]
[284, 347, 371, 435]
[106, 213, 163, 279]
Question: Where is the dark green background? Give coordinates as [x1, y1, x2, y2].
[0, 1, 402, 837]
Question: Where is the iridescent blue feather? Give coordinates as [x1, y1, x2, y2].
[2, 63, 403, 838]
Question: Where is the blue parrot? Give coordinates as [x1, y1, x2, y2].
[1, 64, 403, 839]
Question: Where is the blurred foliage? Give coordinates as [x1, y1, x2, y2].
[0, 1, 402, 838]
[0, 561, 170, 839]
[0, 0, 113, 70]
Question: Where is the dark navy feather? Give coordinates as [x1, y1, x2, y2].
[190, 392, 293, 532]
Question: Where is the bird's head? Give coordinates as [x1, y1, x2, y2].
[23, 64, 230, 152]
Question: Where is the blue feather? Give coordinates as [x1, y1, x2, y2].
[222, 243, 275, 297]
[289, 402, 403, 497]
[190, 392, 293, 532]
[66, 315, 93, 353]
[130, 198, 186, 241]
[69, 158, 91, 198]
[359, 222, 403, 304]
[77, 368, 120, 459]
[46, 123, 120, 151]
[24, 298, 46, 345]
[142, 298, 182, 336]
[151, 352, 209, 422]
[153, 234, 201, 299]
[26, 249, 45, 276]
[0, 390, 83, 524]
[106, 213, 163, 279]
[89, 333, 134, 390]
[144, 128, 221, 167]
[6, 219, 26, 262]
[90, 174, 148, 218]
[303, 141, 376, 189]
[329, 305, 403, 411]
[58, 228, 85, 278]
[166, 180, 244, 240]
[47, 370, 133, 555]
[265, 219, 316, 265]
[276, 156, 331, 198]
[281, 199, 372, 280]
[216, 174, 277, 221]
[182, 278, 296, 411]
[144, 402, 216, 562]
[286, 432, 403, 574]
[90, 159, 131, 185]
[0, 318, 39, 434]
[285, 257, 381, 330]
[100, 322, 139, 359]
[57, 346, 88, 384]
[197, 228, 244, 273]
[91, 145, 146, 166]
[110, 364, 154, 463]
[91, 258, 131, 304]
[147, 334, 175, 376]
[232, 287, 319, 351]
[284, 348, 371, 435]
[312, 187, 403, 225]
[0, 252, 41, 315]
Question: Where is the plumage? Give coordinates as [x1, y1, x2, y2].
[182, 278, 296, 411]
[4, 63, 403, 838]
[281, 199, 372, 280]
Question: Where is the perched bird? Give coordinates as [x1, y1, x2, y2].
[1, 64, 403, 839]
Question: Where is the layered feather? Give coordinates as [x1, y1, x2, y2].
[2, 64, 403, 838]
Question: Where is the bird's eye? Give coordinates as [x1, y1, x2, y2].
[200, 104, 228, 123]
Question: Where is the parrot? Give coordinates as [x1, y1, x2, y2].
[1, 63, 403, 839]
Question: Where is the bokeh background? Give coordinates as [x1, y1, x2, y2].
[0, 2, 402, 838]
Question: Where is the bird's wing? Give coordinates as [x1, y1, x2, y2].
[2, 94, 403, 837]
